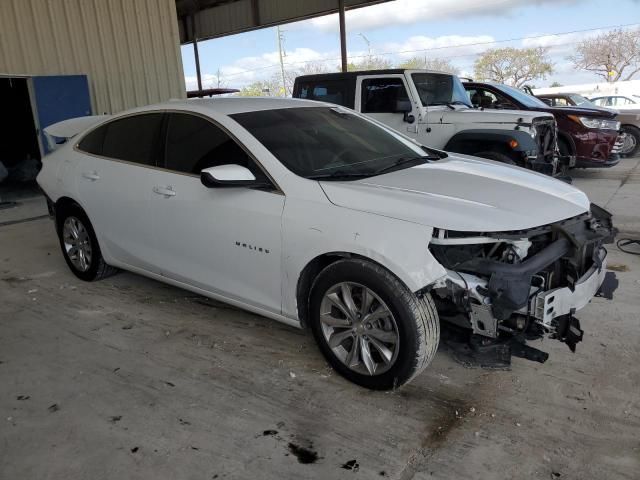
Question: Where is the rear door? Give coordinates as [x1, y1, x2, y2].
[75, 113, 163, 271]
[355, 75, 418, 138]
[150, 112, 285, 314]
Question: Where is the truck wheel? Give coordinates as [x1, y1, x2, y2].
[473, 151, 517, 165]
[620, 125, 640, 157]
[56, 204, 118, 282]
[309, 259, 439, 390]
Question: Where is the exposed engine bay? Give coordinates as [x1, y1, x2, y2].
[428, 203, 618, 366]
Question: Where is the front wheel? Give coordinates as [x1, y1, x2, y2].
[309, 259, 439, 390]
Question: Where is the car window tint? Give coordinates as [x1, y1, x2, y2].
[164, 113, 267, 181]
[101, 113, 163, 165]
[77, 125, 106, 156]
[297, 81, 347, 106]
[361, 78, 409, 113]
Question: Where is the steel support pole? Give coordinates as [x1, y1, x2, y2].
[338, 0, 348, 72]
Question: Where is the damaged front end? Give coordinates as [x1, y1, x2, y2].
[429, 204, 618, 367]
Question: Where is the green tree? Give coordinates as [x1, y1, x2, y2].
[569, 28, 640, 82]
[549, 81, 563, 87]
[397, 56, 460, 75]
[474, 47, 553, 87]
[346, 55, 393, 72]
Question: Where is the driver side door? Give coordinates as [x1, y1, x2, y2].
[355, 75, 418, 138]
[151, 112, 285, 314]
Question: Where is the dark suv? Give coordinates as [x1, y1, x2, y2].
[463, 82, 623, 168]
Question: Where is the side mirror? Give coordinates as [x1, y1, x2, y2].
[394, 99, 415, 124]
[200, 164, 264, 188]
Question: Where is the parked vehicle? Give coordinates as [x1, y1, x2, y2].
[37, 98, 617, 389]
[537, 93, 640, 158]
[590, 95, 640, 110]
[463, 81, 623, 168]
[292, 70, 562, 176]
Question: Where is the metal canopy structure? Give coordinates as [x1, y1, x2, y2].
[176, 0, 392, 90]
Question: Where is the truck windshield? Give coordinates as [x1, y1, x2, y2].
[411, 73, 471, 107]
[231, 107, 437, 180]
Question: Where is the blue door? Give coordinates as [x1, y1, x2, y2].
[31, 75, 92, 154]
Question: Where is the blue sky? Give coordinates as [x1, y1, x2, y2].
[181, 0, 640, 90]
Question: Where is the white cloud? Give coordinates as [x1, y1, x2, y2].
[310, 0, 577, 32]
[381, 34, 496, 59]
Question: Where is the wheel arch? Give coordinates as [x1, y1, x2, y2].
[295, 251, 426, 329]
[53, 196, 84, 231]
[557, 131, 576, 155]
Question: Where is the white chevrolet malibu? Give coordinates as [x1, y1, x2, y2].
[37, 98, 616, 389]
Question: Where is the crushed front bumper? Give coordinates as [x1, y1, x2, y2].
[430, 204, 618, 357]
[534, 247, 607, 327]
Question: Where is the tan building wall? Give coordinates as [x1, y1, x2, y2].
[0, 0, 186, 114]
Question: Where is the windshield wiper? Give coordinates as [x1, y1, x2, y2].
[307, 170, 374, 181]
[373, 155, 433, 175]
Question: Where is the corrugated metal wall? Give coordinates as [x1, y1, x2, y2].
[0, 0, 186, 114]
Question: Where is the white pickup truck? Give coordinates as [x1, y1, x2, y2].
[293, 69, 562, 176]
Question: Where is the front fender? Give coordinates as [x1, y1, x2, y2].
[444, 129, 536, 154]
[281, 200, 446, 319]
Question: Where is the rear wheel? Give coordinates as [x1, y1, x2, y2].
[620, 125, 640, 157]
[473, 151, 517, 166]
[56, 204, 118, 281]
[309, 259, 439, 390]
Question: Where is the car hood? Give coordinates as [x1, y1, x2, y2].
[543, 105, 618, 118]
[319, 155, 590, 232]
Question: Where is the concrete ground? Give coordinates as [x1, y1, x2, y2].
[1, 159, 639, 480]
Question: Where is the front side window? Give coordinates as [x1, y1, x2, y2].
[231, 107, 434, 180]
[361, 78, 410, 113]
[163, 113, 267, 181]
[412, 73, 470, 107]
[97, 113, 163, 165]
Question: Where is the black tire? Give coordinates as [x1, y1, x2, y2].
[309, 259, 439, 390]
[620, 125, 640, 158]
[473, 151, 517, 165]
[56, 204, 118, 282]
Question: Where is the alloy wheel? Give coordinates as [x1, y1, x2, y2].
[620, 132, 637, 156]
[62, 216, 93, 272]
[319, 282, 399, 376]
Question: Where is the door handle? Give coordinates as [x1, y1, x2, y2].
[153, 186, 176, 197]
[82, 171, 100, 181]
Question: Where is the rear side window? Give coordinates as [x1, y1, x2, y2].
[361, 78, 409, 113]
[77, 126, 106, 156]
[297, 81, 347, 106]
[163, 113, 267, 181]
[99, 113, 163, 166]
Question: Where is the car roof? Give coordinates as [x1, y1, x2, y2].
[132, 97, 329, 116]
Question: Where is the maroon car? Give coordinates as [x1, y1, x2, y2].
[463, 82, 623, 168]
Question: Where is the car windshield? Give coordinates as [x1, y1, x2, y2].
[568, 94, 597, 107]
[411, 73, 471, 107]
[231, 107, 437, 180]
[493, 84, 549, 108]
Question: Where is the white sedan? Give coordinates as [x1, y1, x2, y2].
[37, 98, 616, 389]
